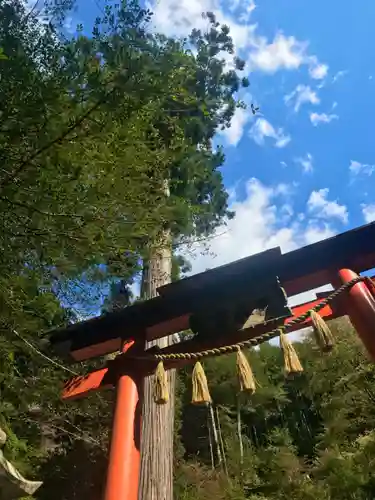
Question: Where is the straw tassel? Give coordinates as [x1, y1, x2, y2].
[192, 361, 212, 405]
[310, 310, 334, 352]
[153, 361, 169, 404]
[280, 331, 303, 375]
[236, 347, 256, 394]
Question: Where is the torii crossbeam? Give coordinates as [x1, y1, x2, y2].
[49, 221, 375, 500]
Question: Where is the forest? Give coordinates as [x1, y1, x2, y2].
[1, 1, 375, 499]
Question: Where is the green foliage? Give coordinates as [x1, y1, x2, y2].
[0, 0, 246, 318]
[0, 0, 249, 496]
[6, 3, 374, 500]
[174, 318, 375, 500]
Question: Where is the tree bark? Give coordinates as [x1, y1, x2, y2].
[237, 397, 244, 467]
[207, 408, 215, 470]
[208, 403, 222, 467]
[138, 232, 175, 500]
[215, 406, 228, 476]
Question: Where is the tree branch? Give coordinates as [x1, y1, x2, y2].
[0, 86, 117, 191]
[0, 195, 86, 218]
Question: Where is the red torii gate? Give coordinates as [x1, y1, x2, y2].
[49, 221, 375, 500]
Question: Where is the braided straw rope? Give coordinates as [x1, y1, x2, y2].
[139, 276, 368, 362]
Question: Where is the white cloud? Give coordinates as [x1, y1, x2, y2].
[280, 161, 287, 168]
[23, 0, 51, 25]
[146, 0, 327, 83]
[275, 135, 291, 148]
[219, 106, 251, 146]
[310, 112, 338, 126]
[308, 57, 328, 80]
[349, 160, 375, 176]
[304, 222, 336, 244]
[249, 118, 291, 148]
[129, 280, 141, 300]
[63, 16, 77, 34]
[284, 84, 320, 112]
[332, 70, 347, 83]
[288, 283, 333, 307]
[240, 0, 257, 21]
[362, 204, 375, 223]
[280, 203, 294, 223]
[294, 153, 313, 173]
[274, 182, 295, 196]
[307, 188, 348, 223]
[146, 0, 210, 37]
[248, 35, 328, 79]
[186, 178, 337, 307]
[146, 0, 254, 51]
[189, 178, 314, 274]
[24, 0, 43, 13]
[248, 33, 307, 73]
[24, 0, 38, 8]
[231, 0, 256, 21]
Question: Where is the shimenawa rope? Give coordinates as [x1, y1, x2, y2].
[146, 276, 368, 362]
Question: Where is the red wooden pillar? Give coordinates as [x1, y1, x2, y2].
[337, 268, 375, 360]
[103, 343, 142, 500]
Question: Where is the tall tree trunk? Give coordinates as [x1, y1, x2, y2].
[215, 406, 228, 476]
[207, 408, 215, 470]
[138, 231, 175, 500]
[237, 397, 244, 467]
[208, 403, 222, 466]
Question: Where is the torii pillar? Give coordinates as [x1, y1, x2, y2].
[336, 269, 375, 360]
[103, 341, 142, 500]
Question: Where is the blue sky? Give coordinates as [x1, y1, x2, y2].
[63, 0, 375, 307]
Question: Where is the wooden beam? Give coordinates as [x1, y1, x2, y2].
[50, 222, 375, 362]
[61, 296, 340, 400]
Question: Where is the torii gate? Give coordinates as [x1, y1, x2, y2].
[49, 221, 375, 500]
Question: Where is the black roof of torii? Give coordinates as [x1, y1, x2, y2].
[49, 221, 375, 362]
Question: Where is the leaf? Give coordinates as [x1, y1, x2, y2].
[0, 47, 8, 60]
